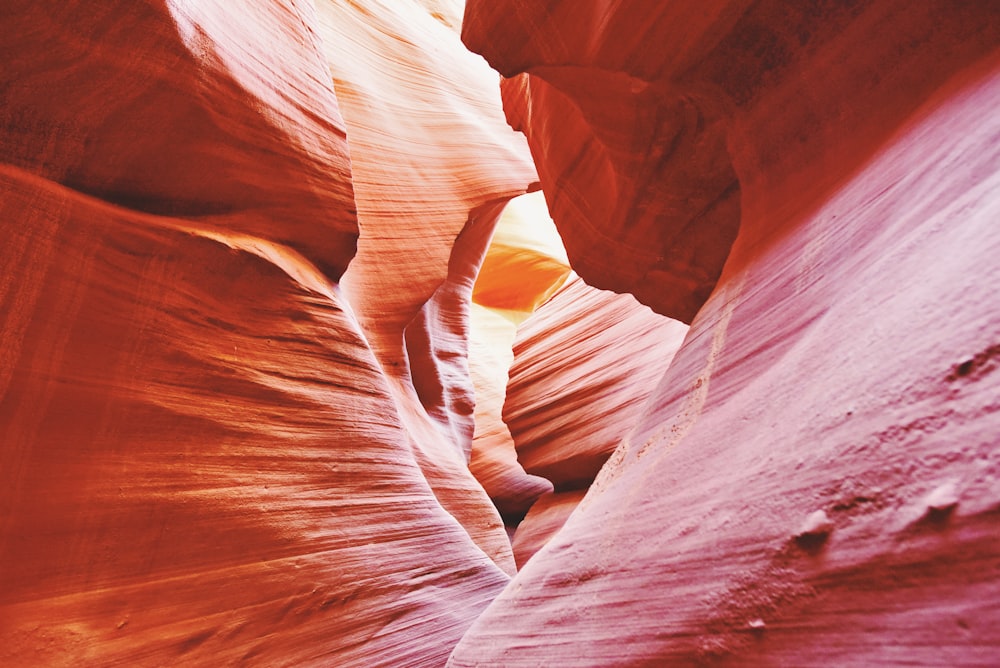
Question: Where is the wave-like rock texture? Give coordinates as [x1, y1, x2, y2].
[497, 273, 686, 565]
[461, 0, 743, 322]
[505, 274, 688, 491]
[0, 168, 508, 667]
[510, 489, 587, 571]
[462, 0, 1000, 326]
[316, 0, 538, 569]
[0, 1, 535, 665]
[468, 193, 568, 524]
[1, 0, 358, 279]
[469, 303, 551, 525]
[452, 2, 1000, 666]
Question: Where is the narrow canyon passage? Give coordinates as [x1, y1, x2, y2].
[2, 1, 1000, 667]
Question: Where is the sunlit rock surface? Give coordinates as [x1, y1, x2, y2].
[468, 193, 568, 524]
[505, 275, 688, 490]
[0, 171, 507, 667]
[316, 0, 539, 574]
[498, 273, 687, 566]
[453, 1, 1000, 665]
[0, 1, 534, 665]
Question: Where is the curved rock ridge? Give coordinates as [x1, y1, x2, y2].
[462, 0, 1000, 324]
[316, 1, 538, 567]
[504, 274, 689, 491]
[462, 1, 744, 322]
[449, 7, 1000, 664]
[1, 0, 538, 665]
[495, 273, 686, 566]
[468, 192, 569, 524]
[0, 0, 358, 279]
[0, 167, 507, 668]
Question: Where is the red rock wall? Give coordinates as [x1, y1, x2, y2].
[505, 275, 688, 490]
[0, 1, 535, 665]
[453, 1, 1000, 665]
[463, 0, 1000, 325]
[5, 0, 1000, 665]
[0, 170, 507, 667]
[315, 1, 539, 569]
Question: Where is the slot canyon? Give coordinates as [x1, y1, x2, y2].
[2, 1, 999, 665]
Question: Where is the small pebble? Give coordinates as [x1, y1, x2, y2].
[797, 510, 834, 538]
[925, 482, 959, 514]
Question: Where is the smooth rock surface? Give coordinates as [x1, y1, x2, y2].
[452, 2, 1000, 665]
[505, 274, 688, 490]
[463, 0, 1000, 325]
[0, 1, 535, 665]
[1, 0, 358, 279]
[5, 0, 1000, 666]
[0, 167, 507, 667]
[316, 1, 538, 568]
[468, 192, 569, 523]
[468, 303, 553, 524]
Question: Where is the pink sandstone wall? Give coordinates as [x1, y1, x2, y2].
[452, 1, 1000, 664]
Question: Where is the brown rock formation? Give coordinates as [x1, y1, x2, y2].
[496, 273, 687, 565]
[462, 0, 1000, 326]
[1, 0, 358, 279]
[452, 1, 1000, 665]
[315, 0, 539, 574]
[0, 170, 508, 666]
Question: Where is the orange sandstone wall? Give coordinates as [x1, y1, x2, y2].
[467, 193, 569, 525]
[505, 275, 688, 491]
[500, 274, 688, 566]
[0, 1, 535, 665]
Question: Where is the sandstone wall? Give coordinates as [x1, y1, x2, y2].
[453, 1, 1000, 664]
[0, 1, 536, 665]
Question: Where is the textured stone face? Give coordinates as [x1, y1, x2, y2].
[0, 1, 534, 665]
[0, 172, 509, 666]
[462, 1, 745, 323]
[452, 1, 1000, 665]
[1, 0, 359, 279]
[467, 193, 568, 525]
[4, 0, 1000, 665]
[314, 0, 540, 573]
[462, 0, 1000, 325]
[505, 275, 689, 491]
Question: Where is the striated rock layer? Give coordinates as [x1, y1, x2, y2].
[499, 274, 687, 565]
[0, 168, 507, 667]
[505, 274, 688, 491]
[453, 1, 1000, 666]
[463, 0, 1000, 325]
[467, 192, 569, 525]
[316, 0, 539, 574]
[0, 1, 536, 665]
